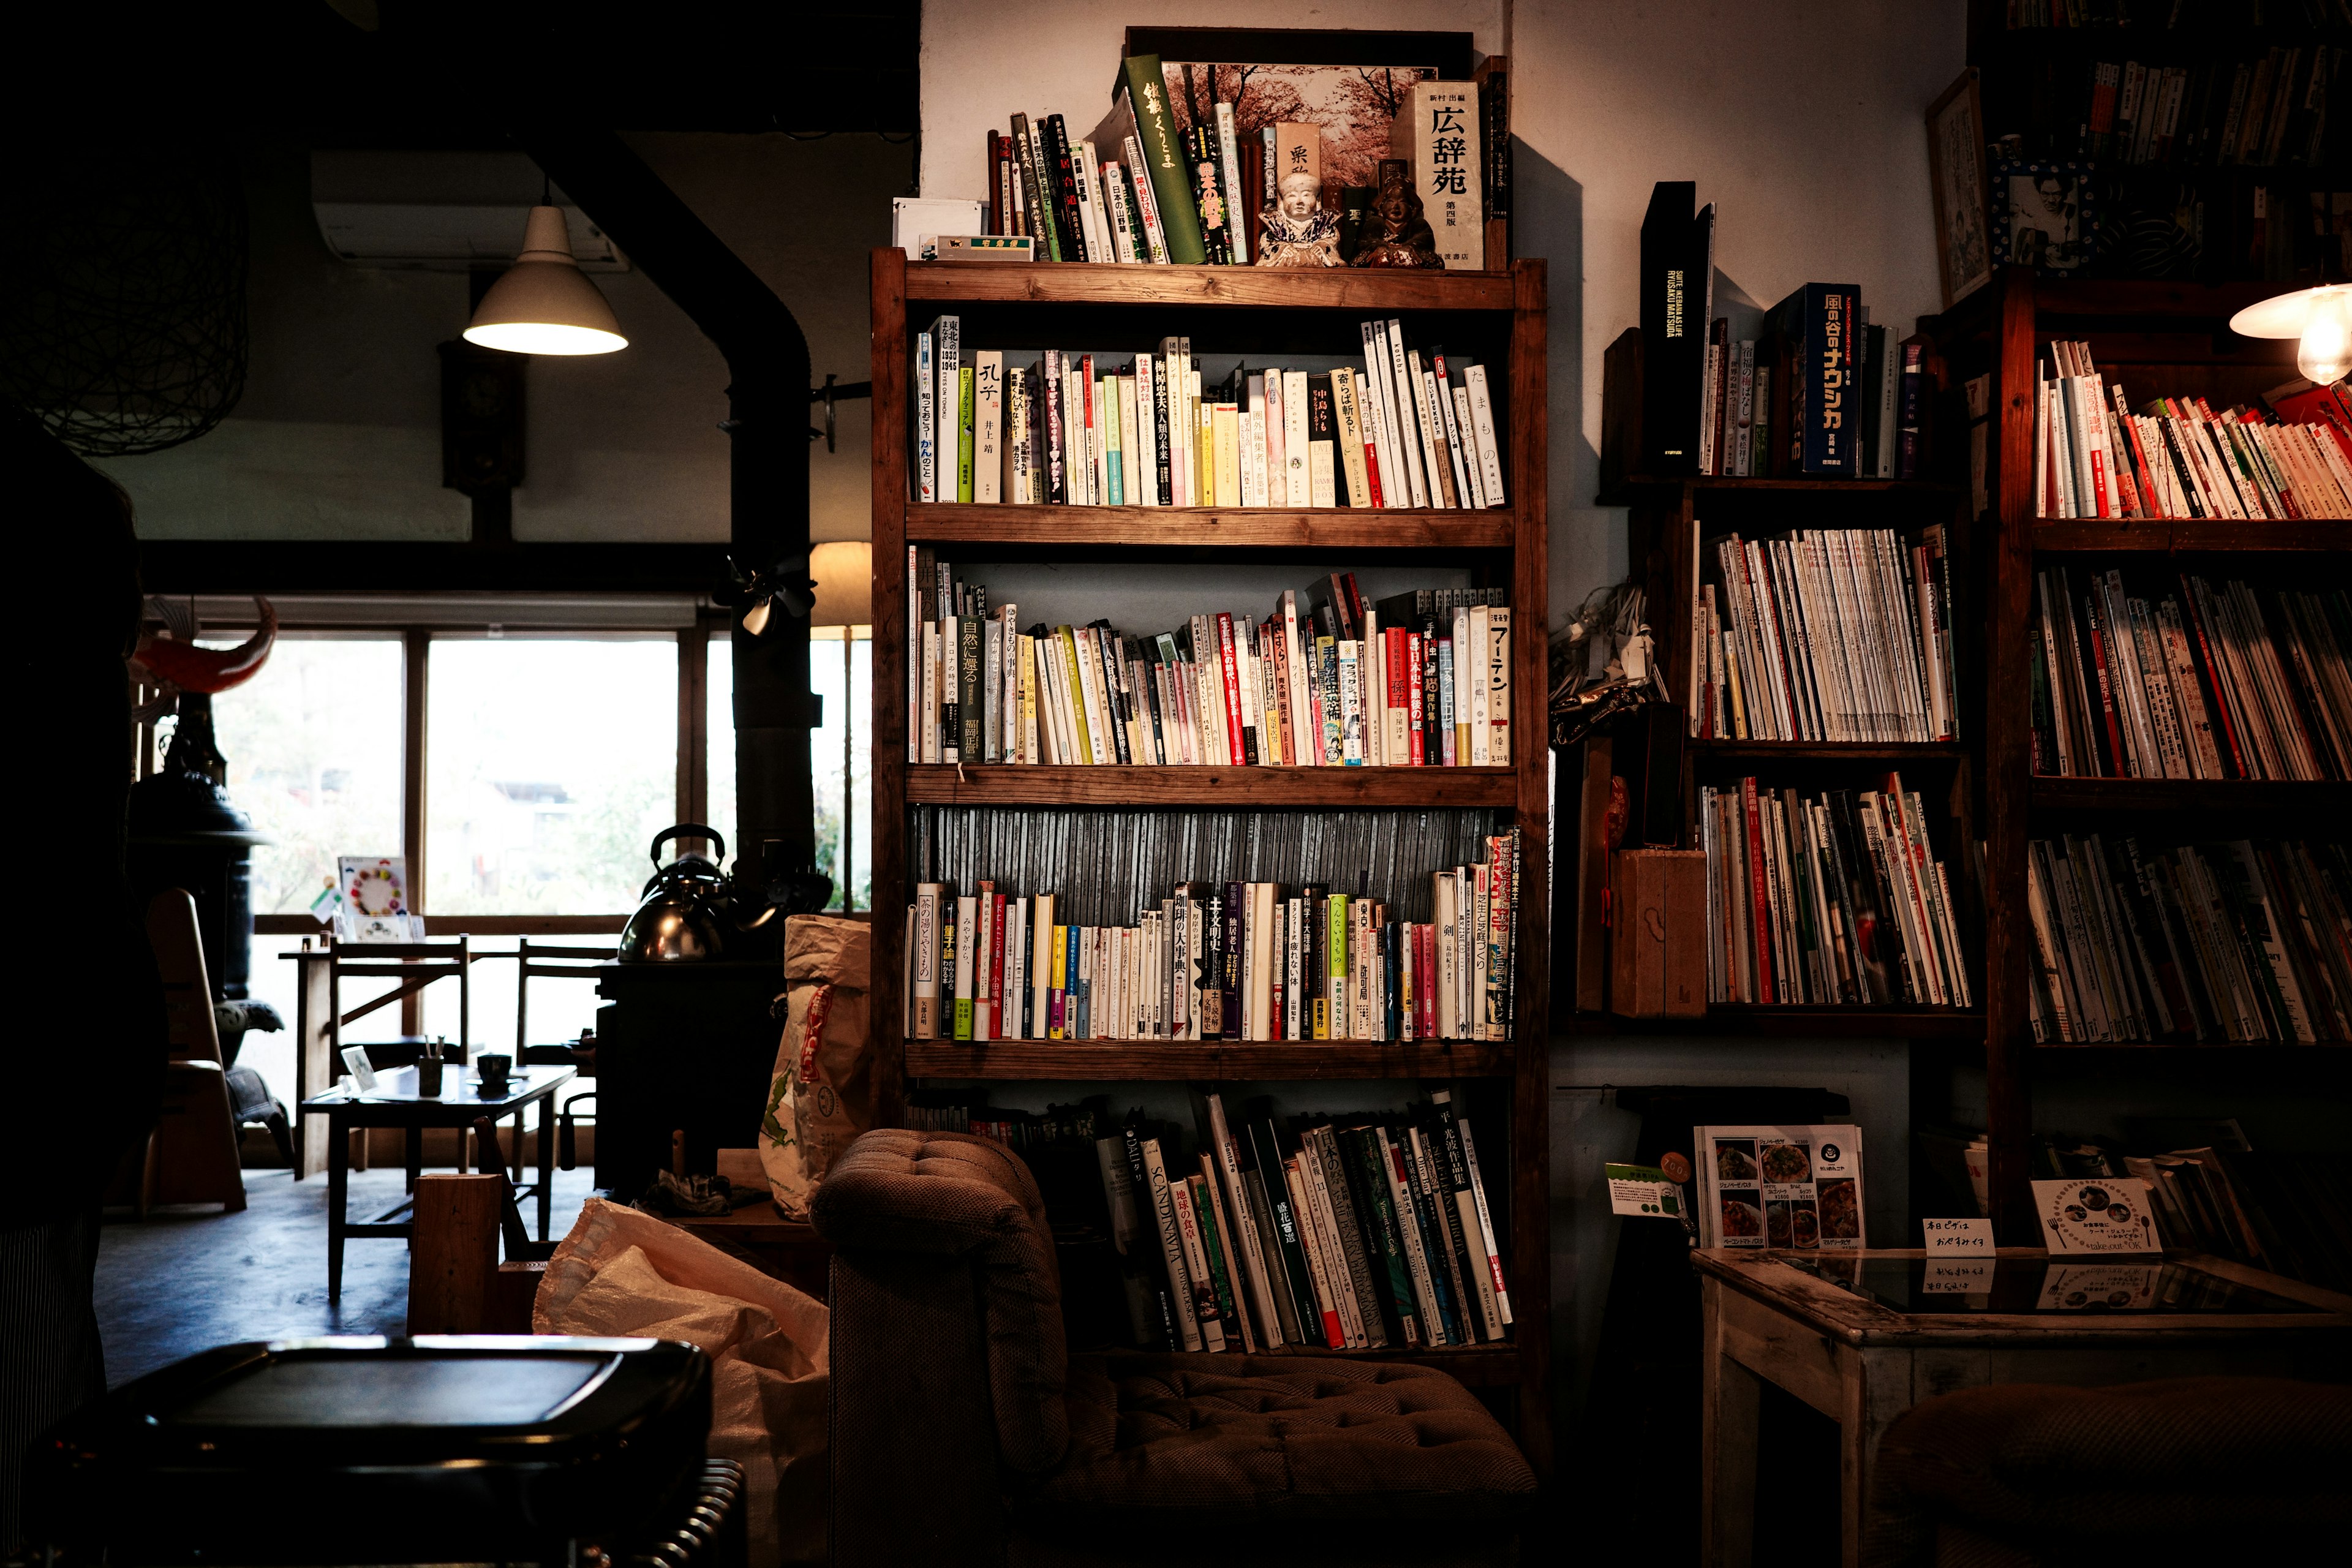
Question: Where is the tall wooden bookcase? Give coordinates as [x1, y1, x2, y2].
[867, 249, 1554, 1470]
[1927, 266, 2352, 1235]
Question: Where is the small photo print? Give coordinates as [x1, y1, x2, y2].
[1714, 1139, 1759, 1183]
[1718, 1189, 1765, 1243]
[1760, 1141, 1812, 1184]
[1817, 1177, 1862, 1240]
[1995, 162, 2096, 273]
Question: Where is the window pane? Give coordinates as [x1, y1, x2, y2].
[206, 636, 405, 917]
[426, 638, 677, 914]
[420, 937, 609, 1054]
[809, 631, 872, 910]
[707, 634, 736, 867]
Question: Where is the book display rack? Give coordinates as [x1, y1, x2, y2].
[867, 249, 1553, 1467]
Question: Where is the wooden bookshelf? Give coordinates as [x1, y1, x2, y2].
[869, 249, 1553, 1473]
[1924, 265, 2352, 1227]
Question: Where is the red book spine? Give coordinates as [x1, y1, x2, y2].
[1215, 612, 1249, 766]
[1405, 631, 1426, 764]
[2176, 575, 2249, 779]
[989, 894, 1008, 1038]
[1741, 777, 1777, 1004]
[1417, 924, 1438, 1039]
[1363, 438, 1384, 506]
[1384, 627, 1408, 762]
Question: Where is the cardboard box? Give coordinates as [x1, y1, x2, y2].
[1610, 848, 1706, 1017]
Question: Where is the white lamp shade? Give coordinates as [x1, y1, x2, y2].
[464, 205, 627, 356]
[807, 541, 872, 629]
[2230, 284, 2348, 340]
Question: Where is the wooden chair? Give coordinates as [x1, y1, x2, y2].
[515, 936, 604, 1168]
[129, 891, 246, 1214]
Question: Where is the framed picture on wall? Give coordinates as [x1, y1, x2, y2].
[1991, 159, 2099, 275]
[1926, 68, 1992, 306]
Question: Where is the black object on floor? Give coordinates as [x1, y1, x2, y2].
[24, 1337, 741, 1567]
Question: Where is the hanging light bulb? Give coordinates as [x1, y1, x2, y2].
[464, 205, 627, 356]
[2229, 284, 2352, 387]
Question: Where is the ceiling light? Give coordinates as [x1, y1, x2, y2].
[2230, 284, 2352, 387]
[464, 205, 627, 356]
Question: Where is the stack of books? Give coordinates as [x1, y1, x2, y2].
[905, 562, 1510, 768]
[2030, 566, 2350, 780]
[1107, 1090, 1511, 1354]
[2035, 342, 2352, 519]
[2026, 834, 2352, 1044]
[911, 318, 1506, 510]
[1698, 774, 1970, 1008]
[1692, 526, 1959, 742]
[906, 830, 1521, 1044]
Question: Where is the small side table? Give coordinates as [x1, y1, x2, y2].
[300, 1065, 575, 1302]
[1695, 1246, 2352, 1568]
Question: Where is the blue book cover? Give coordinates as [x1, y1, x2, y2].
[1770, 282, 1862, 477]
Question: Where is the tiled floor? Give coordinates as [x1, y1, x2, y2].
[94, 1165, 600, 1387]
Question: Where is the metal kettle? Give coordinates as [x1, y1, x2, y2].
[617, 825, 761, 962]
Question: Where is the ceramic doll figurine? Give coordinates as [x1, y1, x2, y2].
[1256, 170, 1343, 267]
[1351, 158, 1444, 270]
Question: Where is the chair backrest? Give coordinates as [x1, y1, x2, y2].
[514, 936, 608, 1052]
[328, 936, 470, 1056]
[812, 1128, 1069, 1473]
[146, 889, 222, 1064]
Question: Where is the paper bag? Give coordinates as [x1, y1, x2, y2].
[759, 915, 873, 1219]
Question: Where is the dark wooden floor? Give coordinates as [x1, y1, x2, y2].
[94, 1166, 598, 1387]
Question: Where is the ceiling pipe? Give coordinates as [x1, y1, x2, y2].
[503, 126, 820, 913]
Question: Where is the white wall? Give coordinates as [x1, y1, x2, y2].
[105, 132, 911, 545]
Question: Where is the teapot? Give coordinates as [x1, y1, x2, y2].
[617, 825, 767, 962]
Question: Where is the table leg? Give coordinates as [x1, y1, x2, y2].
[326, 1110, 350, 1304]
[510, 1106, 526, 1185]
[405, 1123, 423, 1196]
[537, 1091, 556, 1240]
[1700, 1280, 1760, 1568]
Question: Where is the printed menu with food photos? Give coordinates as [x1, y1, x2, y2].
[1695, 1125, 1866, 1251]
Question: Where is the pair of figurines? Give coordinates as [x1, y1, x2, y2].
[1256, 157, 1443, 270]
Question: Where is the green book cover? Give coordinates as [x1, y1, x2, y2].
[1191, 1175, 1239, 1326]
[1112, 55, 1207, 265]
[957, 365, 976, 502]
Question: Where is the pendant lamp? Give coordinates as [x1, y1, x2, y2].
[2229, 284, 2352, 386]
[464, 205, 627, 356]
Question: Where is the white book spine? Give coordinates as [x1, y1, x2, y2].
[914, 330, 936, 503]
[973, 351, 1004, 505]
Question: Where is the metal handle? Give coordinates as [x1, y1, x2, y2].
[649, 823, 726, 867]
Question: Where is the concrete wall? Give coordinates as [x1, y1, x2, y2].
[104, 131, 912, 545]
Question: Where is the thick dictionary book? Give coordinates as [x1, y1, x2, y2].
[1767, 282, 1863, 477]
[1095, 56, 1207, 265]
[1638, 182, 1712, 476]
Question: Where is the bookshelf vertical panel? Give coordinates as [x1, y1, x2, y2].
[1505, 258, 1553, 1477]
[872, 246, 910, 1128]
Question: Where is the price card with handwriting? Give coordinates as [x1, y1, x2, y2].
[1920, 1258, 1995, 1296]
[1923, 1216, 1994, 1255]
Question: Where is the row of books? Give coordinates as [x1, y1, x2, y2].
[2035, 342, 2352, 519]
[1698, 775, 1972, 1008]
[1691, 526, 1961, 742]
[2006, 43, 2345, 168]
[1104, 1091, 1511, 1354]
[980, 56, 1490, 270]
[905, 560, 1512, 769]
[2030, 567, 2351, 782]
[911, 318, 1507, 510]
[2026, 835, 2352, 1042]
[2076, 1134, 2352, 1295]
[906, 834, 1521, 1044]
[1691, 309, 1922, 480]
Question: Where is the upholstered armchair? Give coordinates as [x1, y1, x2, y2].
[812, 1129, 1538, 1567]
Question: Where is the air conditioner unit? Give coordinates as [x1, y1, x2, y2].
[309, 149, 628, 272]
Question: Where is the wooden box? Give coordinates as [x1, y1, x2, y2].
[1609, 848, 1706, 1017]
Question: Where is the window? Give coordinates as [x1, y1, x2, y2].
[424, 636, 679, 916]
[708, 627, 869, 910]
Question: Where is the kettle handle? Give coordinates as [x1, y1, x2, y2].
[650, 824, 727, 868]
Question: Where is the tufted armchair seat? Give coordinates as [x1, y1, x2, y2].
[812, 1129, 1536, 1567]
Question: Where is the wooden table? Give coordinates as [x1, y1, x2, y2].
[300, 1065, 575, 1302]
[1695, 1246, 2352, 1568]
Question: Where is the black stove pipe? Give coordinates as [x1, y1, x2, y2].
[503, 128, 818, 909]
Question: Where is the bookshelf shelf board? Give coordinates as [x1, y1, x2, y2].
[903, 1040, 1514, 1080]
[2032, 518, 2352, 553]
[902, 505, 1514, 552]
[2030, 778, 2352, 814]
[1689, 741, 1969, 763]
[902, 261, 1516, 312]
[905, 764, 1518, 809]
[1619, 475, 1962, 494]
[2028, 278, 2294, 324]
[1564, 1008, 1985, 1040]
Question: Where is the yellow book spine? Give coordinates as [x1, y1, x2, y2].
[1057, 625, 1095, 764]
